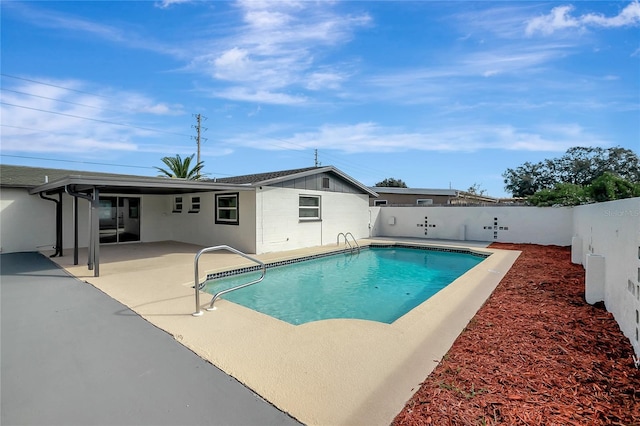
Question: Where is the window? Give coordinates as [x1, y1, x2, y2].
[299, 195, 320, 220]
[173, 196, 183, 213]
[374, 200, 387, 206]
[215, 193, 239, 225]
[416, 199, 433, 206]
[189, 196, 201, 213]
[322, 177, 330, 189]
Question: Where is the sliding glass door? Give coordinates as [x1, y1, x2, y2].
[98, 196, 141, 244]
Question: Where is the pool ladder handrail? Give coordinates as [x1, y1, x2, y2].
[337, 232, 360, 253]
[192, 245, 266, 317]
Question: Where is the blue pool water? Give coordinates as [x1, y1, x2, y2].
[203, 247, 485, 325]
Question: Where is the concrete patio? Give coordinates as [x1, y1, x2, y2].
[6, 239, 519, 425]
[0, 251, 300, 426]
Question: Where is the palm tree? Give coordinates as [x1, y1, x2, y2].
[155, 154, 204, 180]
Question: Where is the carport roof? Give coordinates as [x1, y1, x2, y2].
[0, 165, 253, 195]
[31, 174, 252, 196]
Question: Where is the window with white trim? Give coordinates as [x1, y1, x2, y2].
[374, 199, 387, 206]
[299, 195, 321, 220]
[189, 196, 201, 213]
[416, 199, 433, 206]
[215, 193, 238, 225]
[173, 196, 183, 213]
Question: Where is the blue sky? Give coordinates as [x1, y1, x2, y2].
[1, 1, 638, 196]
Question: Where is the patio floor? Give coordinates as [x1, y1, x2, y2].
[0, 251, 300, 426]
[41, 239, 520, 425]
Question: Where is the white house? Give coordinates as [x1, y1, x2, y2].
[0, 164, 378, 275]
[2, 164, 638, 357]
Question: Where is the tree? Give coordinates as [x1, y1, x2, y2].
[155, 154, 204, 180]
[503, 146, 640, 197]
[466, 183, 487, 196]
[588, 172, 640, 202]
[502, 161, 556, 197]
[526, 173, 640, 206]
[375, 178, 408, 188]
[528, 183, 589, 207]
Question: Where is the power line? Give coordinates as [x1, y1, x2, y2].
[1, 124, 63, 136]
[1, 75, 389, 181]
[1, 102, 192, 138]
[1, 87, 123, 115]
[0, 153, 238, 177]
[0, 154, 157, 170]
[254, 135, 388, 180]
[0, 73, 111, 98]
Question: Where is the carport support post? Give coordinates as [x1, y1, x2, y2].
[88, 199, 94, 271]
[92, 188, 100, 277]
[73, 196, 78, 265]
[56, 192, 63, 257]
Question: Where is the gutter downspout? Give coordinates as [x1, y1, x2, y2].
[39, 192, 63, 257]
[65, 185, 100, 277]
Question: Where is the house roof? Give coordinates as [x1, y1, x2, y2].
[0, 164, 253, 195]
[0, 164, 145, 188]
[212, 167, 319, 185]
[1, 164, 377, 197]
[213, 166, 378, 197]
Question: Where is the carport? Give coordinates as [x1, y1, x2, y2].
[30, 174, 253, 277]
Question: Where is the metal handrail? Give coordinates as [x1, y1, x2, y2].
[192, 245, 266, 317]
[337, 232, 360, 253]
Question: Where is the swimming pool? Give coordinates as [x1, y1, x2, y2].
[203, 246, 487, 325]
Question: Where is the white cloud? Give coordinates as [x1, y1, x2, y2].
[244, 9, 292, 28]
[214, 87, 307, 105]
[155, 0, 194, 9]
[526, 1, 640, 36]
[5, 2, 186, 57]
[305, 71, 346, 91]
[192, 0, 371, 104]
[582, 1, 640, 27]
[224, 122, 607, 154]
[1, 77, 186, 156]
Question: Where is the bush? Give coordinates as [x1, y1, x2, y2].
[528, 183, 590, 206]
[588, 172, 640, 202]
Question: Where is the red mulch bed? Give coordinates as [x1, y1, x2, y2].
[393, 243, 640, 426]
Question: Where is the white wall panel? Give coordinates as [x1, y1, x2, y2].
[573, 198, 640, 357]
[372, 206, 573, 246]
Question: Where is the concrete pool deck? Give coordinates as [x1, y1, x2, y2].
[45, 239, 520, 425]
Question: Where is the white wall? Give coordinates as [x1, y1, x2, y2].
[256, 187, 370, 254]
[140, 194, 174, 242]
[572, 198, 640, 357]
[210, 191, 256, 254]
[158, 191, 257, 254]
[0, 188, 92, 253]
[372, 206, 574, 245]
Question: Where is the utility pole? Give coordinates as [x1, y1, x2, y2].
[192, 114, 208, 165]
[314, 149, 320, 167]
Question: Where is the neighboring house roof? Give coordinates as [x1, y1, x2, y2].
[370, 186, 499, 203]
[214, 166, 378, 197]
[370, 187, 460, 196]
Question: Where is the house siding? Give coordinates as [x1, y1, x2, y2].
[273, 172, 361, 194]
[255, 186, 370, 254]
